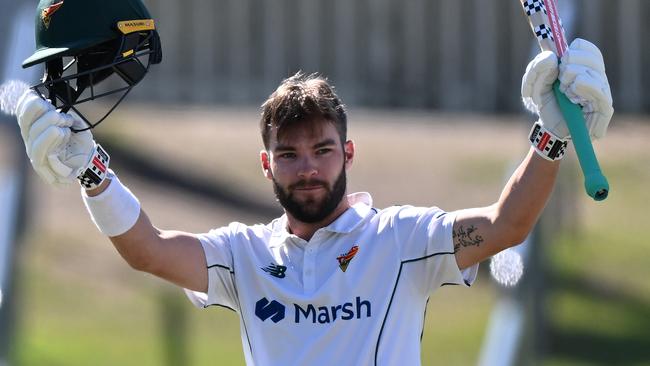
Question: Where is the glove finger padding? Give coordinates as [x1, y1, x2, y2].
[17, 92, 52, 143]
[17, 92, 101, 186]
[559, 38, 613, 140]
[573, 74, 613, 139]
[57, 129, 96, 178]
[26, 112, 75, 184]
[29, 125, 70, 185]
[37, 115, 96, 183]
[522, 51, 559, 115]
[26, 110, 74, 155]
[562, 39, 605, 73]
[585, 111, 612, 140]
[522, 51, 570, 139]
[48, 153, 76, 180]
[569, 73, 613, 114]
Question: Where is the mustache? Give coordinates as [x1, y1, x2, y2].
[289, 179, 329, 190]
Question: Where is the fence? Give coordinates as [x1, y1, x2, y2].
[136, 0, 649, 113]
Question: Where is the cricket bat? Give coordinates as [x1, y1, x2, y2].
[520, 0, 609, 201]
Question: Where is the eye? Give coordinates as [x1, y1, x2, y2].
[316, 148, 332, 155]
[279, 152, 296, 159]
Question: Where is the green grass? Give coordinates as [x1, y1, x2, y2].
[421, 283, 496, 365]
[543, 149, 650, 365]
[544, 270, 650, 366]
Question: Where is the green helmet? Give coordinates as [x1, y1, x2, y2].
[23, 0, 162, 131]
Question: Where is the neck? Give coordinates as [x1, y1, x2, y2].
[285, 198, 351, 241]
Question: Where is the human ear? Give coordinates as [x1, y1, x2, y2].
[344, 140, 355, 168]
[260, 150, 273, 180]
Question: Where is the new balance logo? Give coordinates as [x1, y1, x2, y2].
[262, 263, 287, 278]
[255, 298, 286, 323]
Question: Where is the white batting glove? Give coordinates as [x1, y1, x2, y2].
[559, 39, 614, 139]
[521, 38, 613, 140]
[16, 91, 109, 188]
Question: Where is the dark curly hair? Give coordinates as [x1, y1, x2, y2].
[260, 72, 347, 150]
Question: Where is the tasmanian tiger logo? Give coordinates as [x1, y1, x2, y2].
[41, 1, 64, 29]
[337, 245, 359, 272]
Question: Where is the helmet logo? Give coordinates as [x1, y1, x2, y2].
[41, 1, 64, 30]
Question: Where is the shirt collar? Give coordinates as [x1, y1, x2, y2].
[269, 192, 374, 246]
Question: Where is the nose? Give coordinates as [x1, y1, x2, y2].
[297, 156, 318, 179]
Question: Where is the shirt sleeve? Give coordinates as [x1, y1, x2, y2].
[184, 226, 240, 312]
[392, 206, 478, 295]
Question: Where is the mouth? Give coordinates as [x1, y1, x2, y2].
[294, 185, 324, 191]
[291, 180, 328, 193]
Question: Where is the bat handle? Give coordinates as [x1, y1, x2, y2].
[552, 81, 609, 201]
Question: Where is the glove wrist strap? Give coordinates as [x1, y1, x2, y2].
[529, 121, 569, 161]
[77, 144, 110, 190]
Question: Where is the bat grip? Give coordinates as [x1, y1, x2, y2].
[553, 81, 609, 201]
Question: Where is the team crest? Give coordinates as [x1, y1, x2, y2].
[41, 1, 64, 29]
[336, 245, 359, 272]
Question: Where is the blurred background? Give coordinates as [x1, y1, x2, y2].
[1, 0, 649, 365]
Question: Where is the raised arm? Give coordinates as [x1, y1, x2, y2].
[16, 92, 208, 292]
[453, 148, 558, 269]
[453, 39, 613, 269]
[85, 179, 207, 292]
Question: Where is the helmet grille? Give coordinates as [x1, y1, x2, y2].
[31, 30, 161, 131]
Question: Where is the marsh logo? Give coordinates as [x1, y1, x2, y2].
[254, 297, 371, 324]
[255, 297, 285, 323]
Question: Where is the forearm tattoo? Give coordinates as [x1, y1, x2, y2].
[453, 225, 484, 252]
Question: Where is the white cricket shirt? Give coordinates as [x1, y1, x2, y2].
[186, 192, 478, 366]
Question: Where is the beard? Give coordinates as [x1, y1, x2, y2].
[273, 165, 347, 224]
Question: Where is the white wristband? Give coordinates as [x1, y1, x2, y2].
[81, 170, 141, 237]
[529, 121, 569, 161]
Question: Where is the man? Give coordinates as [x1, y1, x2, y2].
[17, 2, 613, 364]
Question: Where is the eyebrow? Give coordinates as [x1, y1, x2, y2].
[274, 138, 338, 152]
